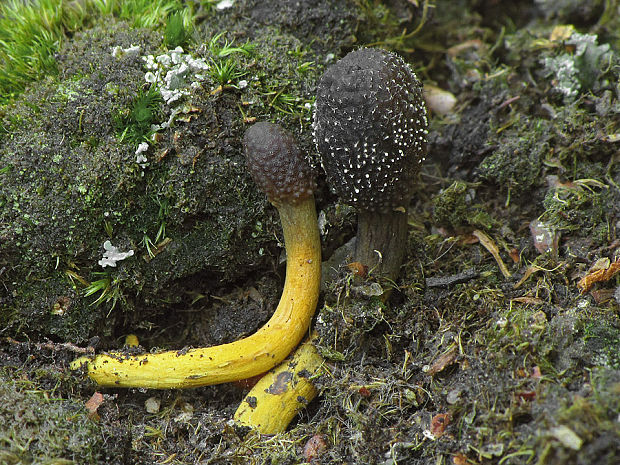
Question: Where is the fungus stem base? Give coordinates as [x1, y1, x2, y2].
[355, 209, 408, 284]
[233, 333, 322, 434]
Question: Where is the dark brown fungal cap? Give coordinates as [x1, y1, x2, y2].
[244, 122, 316, 205]
[313, 48, 428, 212]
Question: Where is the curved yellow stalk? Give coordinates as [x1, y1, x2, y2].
[233, 334, 323, 434]
[71, 197, 320, 388]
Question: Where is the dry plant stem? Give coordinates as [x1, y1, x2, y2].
[355, 209, 408, 283]
[233, 333, 322, 434]
[72, 197, 320, 389]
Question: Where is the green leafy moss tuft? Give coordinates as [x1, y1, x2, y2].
[115, 85, 163, 145]
[164, 11, 191, 49]
[432, 181, 496, 231]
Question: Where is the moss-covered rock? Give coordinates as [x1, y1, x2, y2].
[0, 10, 356, 342]
[201, 0, 359, 56]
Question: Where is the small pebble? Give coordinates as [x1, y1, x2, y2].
[144, 396, 161, 414]
[446, 388, 462, 404]
[424, 85, 457, 116]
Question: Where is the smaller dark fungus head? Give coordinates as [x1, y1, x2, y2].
[244, 122, 316, 205]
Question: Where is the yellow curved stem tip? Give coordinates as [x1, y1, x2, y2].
[233, 334, 323, 434]
[70, 356, 90, 370]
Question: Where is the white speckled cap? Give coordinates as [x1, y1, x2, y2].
[313, 48, 428, 212]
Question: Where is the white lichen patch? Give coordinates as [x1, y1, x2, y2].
[216, 0, 234, 10]
[135, 142, 149, 167]
[543, 32, 612, 101]
[142, 47, 209, 105]
[544, 54, 580, 99]
[112, 45, 211, 168]
[111, 44, 141, 59]
[98, 241, 134, 268]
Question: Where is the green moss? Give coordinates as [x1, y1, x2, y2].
[583, 320, 620, 370]
[353, 0, 407, 48]
[234, 27, 321, 125]
[536, 369, 620, 464]
[540, 179, 612, 235]
[1, 2, 618, 463]
[485, 303, 547, 356]
[110, 0, 189, 29]
[0, 18, 336, 342]
[0, 0, 84, 103]
[164, 11, 192, 49]
[114, 85, 163, 145]
[432, 181, 497, 231]
[479, 117, 550, 196]
[0, 369, 104, 464]
[0, 0, 197, 104]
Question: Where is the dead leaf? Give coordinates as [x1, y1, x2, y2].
[304, 434, 327, 462]
[511, 296, 544, 305]
[577, 257, 620, 293]
[447, 39, 484, 57]
[347, 261, 368, 277]
[85, 392, 104, 419]
[516, 390, 537, 402]
[590, 288, 616, 303]
[529, 219, 559, 255]
[589, 257, 611, 272]
[142, 237, 172, 262]
[508, 248, 520, 263]
[430, 413, 451, 438]
[472, 230, 512, 278]
[427, 347, 457, 375]
[452, 452, 469, 465]
[513, 266, 541, 289]
[459, 233, 479, 245]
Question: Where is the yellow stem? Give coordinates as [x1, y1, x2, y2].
[233, 333, 322, 434]
[71, 197, 321, 388]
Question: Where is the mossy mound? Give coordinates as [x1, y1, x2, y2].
[0, 11, 353, 342]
